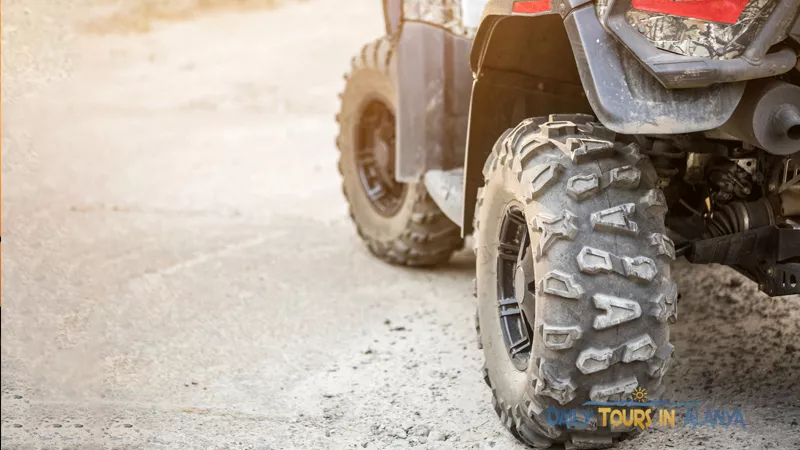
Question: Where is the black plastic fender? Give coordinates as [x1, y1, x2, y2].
[564, 4, 747, 135]
[461, 12, 594, 234]
[460, 4, 749, 233]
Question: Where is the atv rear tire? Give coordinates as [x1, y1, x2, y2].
[337, 38, 462, 266]
[475, 115, 677, 448]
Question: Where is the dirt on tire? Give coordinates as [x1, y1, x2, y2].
[475, 114, 676, 448]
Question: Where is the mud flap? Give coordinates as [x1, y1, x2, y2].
[423, 168, 465, 227]
[395, 21, 473, 183]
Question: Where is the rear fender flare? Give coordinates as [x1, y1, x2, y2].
[461, 12, 592, 234]
[564, 5, 746, 135]
[461, 4, 746, 234]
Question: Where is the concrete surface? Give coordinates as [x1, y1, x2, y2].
[1, 1, 799, 449]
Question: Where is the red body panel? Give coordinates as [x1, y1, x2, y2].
[631, 0, 750, 24]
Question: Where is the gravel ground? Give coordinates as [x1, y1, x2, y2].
[1, 1, 799, 449]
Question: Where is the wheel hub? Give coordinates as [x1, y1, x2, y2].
[514, 266, 532, 305]
[372, 136, 392, 172]
[496, 205, 536, 371]
[355, 100, 407, 216]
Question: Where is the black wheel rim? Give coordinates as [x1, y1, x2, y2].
[355, 99, 406, 217]
[496, 204, 536, 371]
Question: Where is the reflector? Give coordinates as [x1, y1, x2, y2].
[512, 0, 552, 14]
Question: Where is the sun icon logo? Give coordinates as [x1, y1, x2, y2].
[632, 386, 648, 403]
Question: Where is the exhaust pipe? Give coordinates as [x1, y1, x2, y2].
[773, 104, 800, 142]
[722, 79, 800, 156]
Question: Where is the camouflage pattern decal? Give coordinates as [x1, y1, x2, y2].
[404, 0, 478, 38]
[596, 0, 610, 17]
[625, 0, 776, 60]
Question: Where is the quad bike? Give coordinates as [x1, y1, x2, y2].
[337, 0, 800, 447]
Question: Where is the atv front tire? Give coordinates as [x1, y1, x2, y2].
[337, 38, 462, 266]
[476, 115, 677, 448]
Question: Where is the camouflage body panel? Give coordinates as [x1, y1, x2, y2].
[595, 0, 776, 60]
[596, 0, 610, 17]
[627, 0, 775, 59]
[404, 0, 478, 37]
